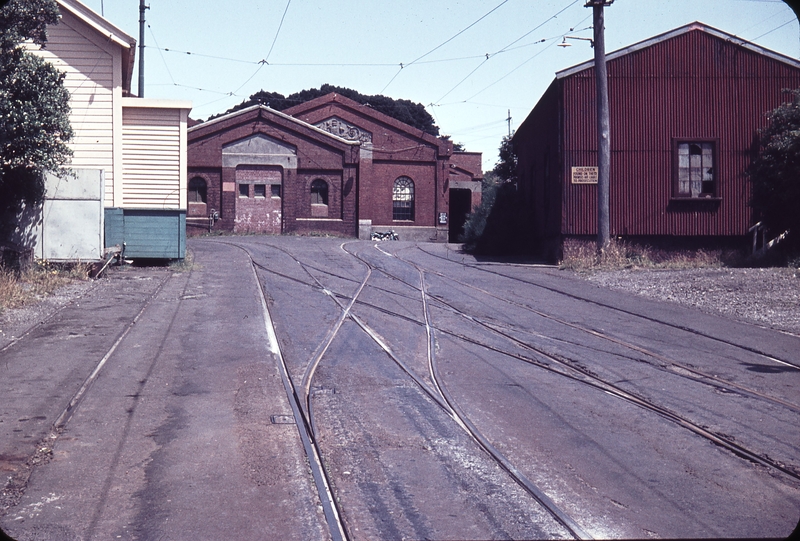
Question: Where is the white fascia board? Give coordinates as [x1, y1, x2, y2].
[556, 21, 800, 79]
[189, 105, 361, 146]
[122, 97, 194, 111]
[57, 0, 135, 49]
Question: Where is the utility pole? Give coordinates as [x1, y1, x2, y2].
[588, 0, 613, 253]
[506, 109, 512, 137]
[138, 0, 149, 97]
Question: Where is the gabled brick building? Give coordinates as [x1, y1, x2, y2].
[187, 93, 482, 241]
[513, 22, 800, 260]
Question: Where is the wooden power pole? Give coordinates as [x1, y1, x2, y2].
[588, 0, 613, 252]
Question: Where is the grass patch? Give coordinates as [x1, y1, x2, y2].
[560, 238, 742, 272]
[0, 260, 90, 312]
[168, 249, 197, 272]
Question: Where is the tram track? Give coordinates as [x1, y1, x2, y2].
[378, 244, 800, 482]
[218, 237, 799, 539]
[414, 244, 800, 369]
[391, 245, 800, 410]
[306, 241, 800, 484]
[231, 238, 592, 540]
[350, 243, 800, 417]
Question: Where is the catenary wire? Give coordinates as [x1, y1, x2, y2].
[379, 0, 512, 94]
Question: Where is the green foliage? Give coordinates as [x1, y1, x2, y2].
[461, 134, 529, 254]
[0, 0, 58, 51]
[749, 88, 800, 253]
[0, 0, 71, 216]
[493, 133, 517, 183]
[212, 83, 440, 136]
[461, 174, 499, 249]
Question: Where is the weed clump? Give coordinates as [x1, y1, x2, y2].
[0, 259, 89, 311]
[560, 238, 742, 272]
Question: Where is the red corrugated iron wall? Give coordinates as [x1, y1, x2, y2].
[560, 29, 800, 237]
[515, 80, 562, 240]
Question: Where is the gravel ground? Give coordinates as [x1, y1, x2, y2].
[579, 266, 800, 336]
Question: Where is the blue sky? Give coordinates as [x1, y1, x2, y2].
[81, 0, 799, 170]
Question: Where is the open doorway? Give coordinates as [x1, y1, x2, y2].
[449, 188, 472, 242]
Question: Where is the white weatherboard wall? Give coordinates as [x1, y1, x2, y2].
[28, 4, 132, 208]
[122, 99, 190, 210]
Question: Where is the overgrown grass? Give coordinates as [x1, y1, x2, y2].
[0, 260, 90, 312]
[560, 238, 744, 272]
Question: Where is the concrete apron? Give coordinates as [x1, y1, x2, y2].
[1, 241, 328, 540]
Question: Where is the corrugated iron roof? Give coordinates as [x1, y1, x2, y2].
[556, 21, 800, 79]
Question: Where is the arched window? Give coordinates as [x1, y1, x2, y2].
[392, 176, 414, 221]
[188, 177, 207, 203]
[310, 179, 329, 205]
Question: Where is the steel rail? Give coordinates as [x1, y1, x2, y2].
[0, 279, 102, 355]
[368, 244, 800, 481]
[345, 243, 592, 540]
[212, 238, 350, 541]
[434, 315, 800, 483]
[53, 273, 170, 430]
[414, 244, 800, 370]
[248, 256, 349, 541]
[409, 258, 592, 540]
[399, 246, 800, 412]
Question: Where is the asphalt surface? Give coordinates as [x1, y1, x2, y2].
[1, 237, 799, 540]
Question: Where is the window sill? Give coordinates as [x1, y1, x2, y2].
[670, 196, 721, 202]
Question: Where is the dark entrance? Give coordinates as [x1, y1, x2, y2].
[449, 188, 472, 242]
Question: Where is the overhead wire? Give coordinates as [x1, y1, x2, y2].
[147, 24, 175, 85]
[751, 18, 798, 41]
[265, 0, 292, 64]
[431, 0, 583, 106]
[232, 0, 293, 97]
[379, 0, 512, 94]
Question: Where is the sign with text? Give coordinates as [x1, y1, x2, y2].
[571, 166, 598, 184]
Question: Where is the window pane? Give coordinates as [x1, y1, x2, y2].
[254, 184, 266, 197]
[239, 184, 249, 197]
[188, 177, 207, 203]
[310, 179, 328, 205]
[271, 184, 281, 198]
[392, 176, 414, 221]
[677, 141, 715, 198]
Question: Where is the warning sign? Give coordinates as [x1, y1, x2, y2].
[571, 166, 598, 184]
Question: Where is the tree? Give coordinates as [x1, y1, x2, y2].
[0, 0, 72, 217]
[493, 133, 517, 183]
[212, 83, 440, 136]
[461, 133, 531, 255]
[749, 88, 800, 254]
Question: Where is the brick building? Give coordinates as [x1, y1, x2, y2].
[187, 93, 482, 241]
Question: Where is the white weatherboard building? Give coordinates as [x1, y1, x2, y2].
[23, 0, 191, 260]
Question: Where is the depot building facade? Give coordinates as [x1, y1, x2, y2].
[186, 93, 482, 241]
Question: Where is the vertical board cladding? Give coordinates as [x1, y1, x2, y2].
[29, 10, 117, 206]
[558, 26, 800, 237]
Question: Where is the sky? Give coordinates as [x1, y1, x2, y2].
[79, 0, 799, 171]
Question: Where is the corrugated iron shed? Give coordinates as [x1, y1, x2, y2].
[514, 22, 800, 247]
